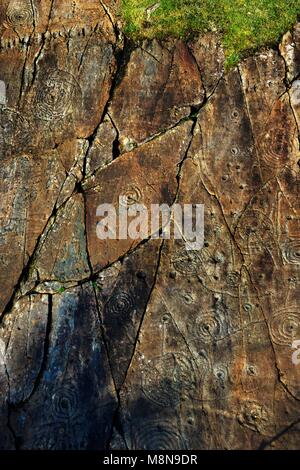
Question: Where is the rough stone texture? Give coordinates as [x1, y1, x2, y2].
[0, 1, 300, 451]
[188, 32, 225, 96]
[9, 286, 118, 450]
[280, 24, 300, 82]
[109, 39, 204, 148]
[84, 120, 192, 271]
[85, 115, 117, 176]
[95, 240, 161, 390]
[0, 151, 65, 313]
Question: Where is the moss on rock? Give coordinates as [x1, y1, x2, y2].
[121, 0, 300, 65]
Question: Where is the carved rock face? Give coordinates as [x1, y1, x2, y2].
[0, 1, 300, 451]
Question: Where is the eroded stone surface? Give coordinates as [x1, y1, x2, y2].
[0, 294, 49, 405]
[84, 121, 193, 272]
[95, 240, 161, 389]
[109, 40, 204, 146]
[0, 151, 65, 313]
[280, 24, 300, 82]
[34, 193, 90, 282]
[9, 286, 117, 450]
[0, 0, 116, 41]
[0, 5, 300, 450]
[85, 115, 117, 176]
[189, 32, 225, 96]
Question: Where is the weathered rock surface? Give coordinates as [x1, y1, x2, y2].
[0, 1, 300, 451]
[8, 286, 117, 450]
[0, 151, 66, 313]
[109, 39, 204, 147]
[84, 120, 193, 271]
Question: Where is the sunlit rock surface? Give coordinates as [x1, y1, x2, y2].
[0, 1, 300, 450]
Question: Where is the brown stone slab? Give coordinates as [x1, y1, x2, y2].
[85, 121, 193, 272]
[0, 152, 65, 314]
[10, 285, 118, 449]
[109, 40, 204, 145]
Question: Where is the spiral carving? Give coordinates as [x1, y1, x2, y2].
[119, 185, 143, 207]
[282, 239, 300, 265]
[131, 420, 186, 450]
[235, 210, 274, 254]
[172, 247, 210, 275]
[269, 308, 300, 346]
[35, 70, 78, 121]
[238, 401, 269, 434]
[142, 353, 197, 408]
[195, 309, 228, 344]
[51, 384, 79, 421]
[259, 126, 289, 168]
[178, 290, 195, 305]
[213, 364, 228, 383]
[104, 291, 135, 317]
[226, 271, 241, 287]
[6, 1, 34, 27]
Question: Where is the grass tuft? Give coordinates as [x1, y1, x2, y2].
[120, 0, 300, 66]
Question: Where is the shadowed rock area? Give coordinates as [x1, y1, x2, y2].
[0, 0, 300, 450]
